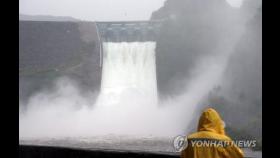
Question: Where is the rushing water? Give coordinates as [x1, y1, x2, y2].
[97, 42, 158, 107]
[19, 38, 220, 138]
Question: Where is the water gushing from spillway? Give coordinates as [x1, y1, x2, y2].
[97, 42, 158, 107]
[19, 39, 229, 138]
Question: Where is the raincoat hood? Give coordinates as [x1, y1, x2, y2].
[181, 108, 244, 158]
[197, 108, 225, 135]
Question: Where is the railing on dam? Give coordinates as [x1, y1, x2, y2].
[19, 145, 258, 158]
[19, 145, 179, 158]
[95, 21, 162, 42]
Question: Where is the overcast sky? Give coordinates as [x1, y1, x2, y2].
[19, 0, 243, 21]
[19, 0, 166, 21]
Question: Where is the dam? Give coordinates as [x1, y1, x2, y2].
[95, 21, 161, 107]
[19, 20, 173, 157]
[19, 21, 162, 103]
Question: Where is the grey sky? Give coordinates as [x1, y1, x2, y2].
[19, 0, 166, 21]
[19, 0, 243, 21]
[226, 0, 243, 7]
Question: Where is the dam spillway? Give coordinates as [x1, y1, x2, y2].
[95, 21, 161, 106]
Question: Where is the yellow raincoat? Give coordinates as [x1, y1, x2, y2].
[181, 108, 244, 158]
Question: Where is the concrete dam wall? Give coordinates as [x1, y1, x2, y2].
[19, 20, 165, 103]
[19, 21, 102, 103]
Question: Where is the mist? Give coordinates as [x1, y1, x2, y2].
[19, 0, 262, 148]
[19, 50, 226, 138]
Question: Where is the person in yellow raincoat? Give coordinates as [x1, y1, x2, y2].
[181, 108, 244, 158]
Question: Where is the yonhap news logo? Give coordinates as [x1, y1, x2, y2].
[173, 135, 187, 152]
[173, 135, 257, 152]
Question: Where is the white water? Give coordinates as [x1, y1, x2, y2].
[97, 42, 158, 107]
[19, 40, 228, 138]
